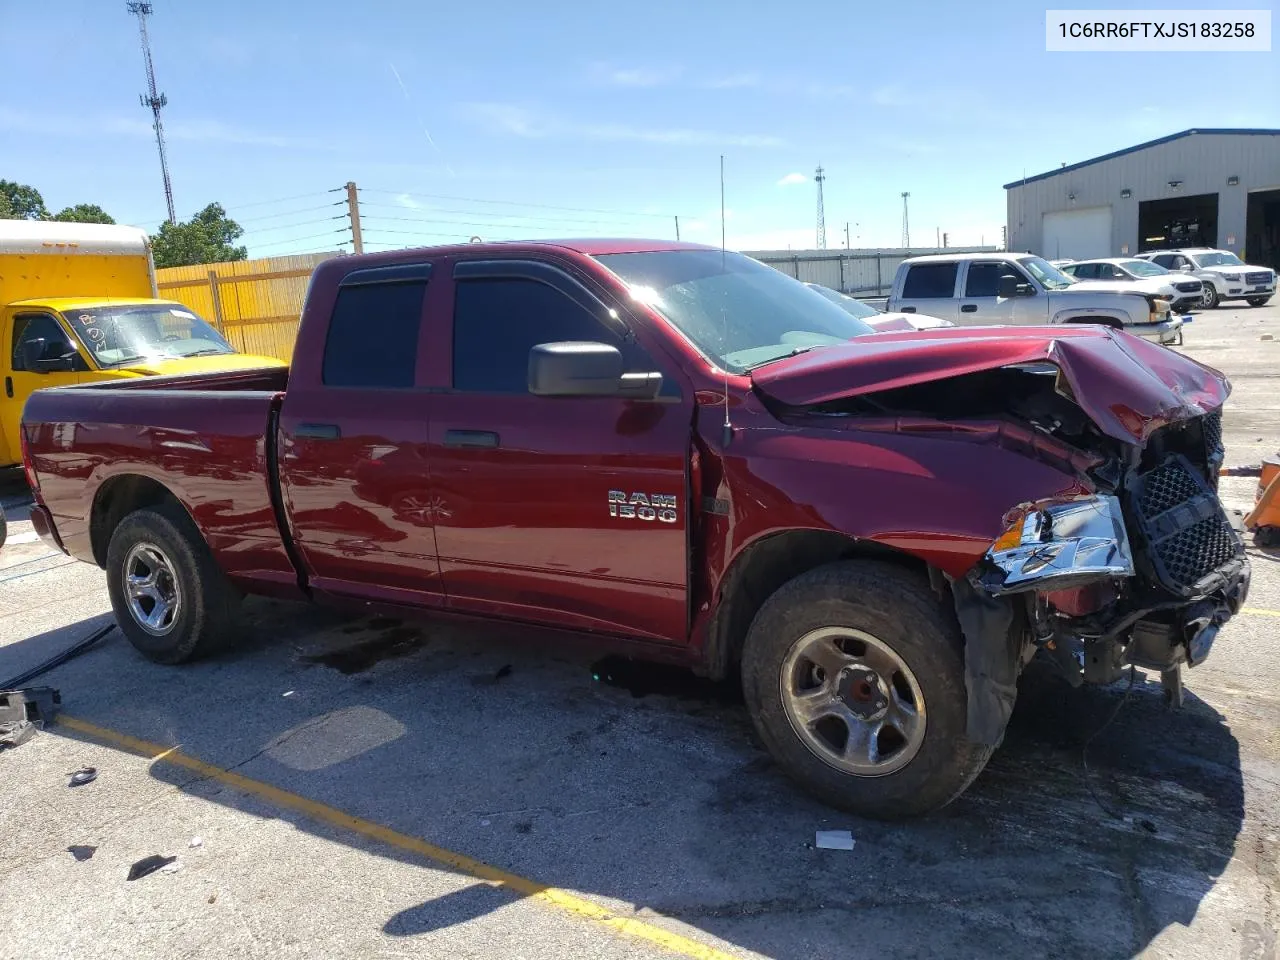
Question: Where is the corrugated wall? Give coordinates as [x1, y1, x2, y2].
[156, 251, 343, 362]
[745, 247, 1000, 296]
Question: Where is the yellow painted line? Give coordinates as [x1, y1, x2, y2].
[57, 715, 738, 960]
[1242, 607, 1280, 619]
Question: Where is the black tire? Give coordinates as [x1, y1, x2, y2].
[1247, 296, 1272, 308]
[0, 505, 7, 551]
[1202, 285, 1219, 309]
[741, 560, 992, 819]
[105, 500, 241, 664]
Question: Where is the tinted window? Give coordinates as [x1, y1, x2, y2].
[12, 314, 76, 372]
[453, 277, 637, 393]
[322, 280, 426, 388]
[1152, 254, 1176, 268]
[964, 262, 1007, 297]
[901, 262, 957, 299]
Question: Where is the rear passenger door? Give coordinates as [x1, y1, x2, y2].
[277, 262, 445, 605]
[894, 262, 959, 323]
[425, 258, 693, 643]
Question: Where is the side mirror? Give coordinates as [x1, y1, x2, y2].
[528, 341, 662, 399]
[998, 275, 1033, 298]
[1179, 264, 1193, 273]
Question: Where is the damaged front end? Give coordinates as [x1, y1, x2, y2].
[964, 405, 1249, 737]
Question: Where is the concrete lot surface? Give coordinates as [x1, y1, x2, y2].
[2, 303, 1279, 960]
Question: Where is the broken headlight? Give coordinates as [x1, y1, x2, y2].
[978, 495, 1134, 595]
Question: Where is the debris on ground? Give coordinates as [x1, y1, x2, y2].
[0, 687, 61, 749]
[67, 845, 96, 862]
[189, 836, 203, 848]
[126, 855, 177, 881]
[815, 830, 856, 850]
[68, 767, 97, 788]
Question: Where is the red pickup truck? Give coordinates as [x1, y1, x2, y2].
[21, 239, 1249, 817]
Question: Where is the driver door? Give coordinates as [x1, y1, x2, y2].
[2, 309, 88, 464]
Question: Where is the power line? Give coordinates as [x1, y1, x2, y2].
[246, 230, 350, 251]
[240, 215, 347, 236]
[227, 190, 340, 210]
[232, 202, 345, 225]
[358, 187, 673, 219]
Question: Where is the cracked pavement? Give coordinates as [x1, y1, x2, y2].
[1, 301, 1279, 959]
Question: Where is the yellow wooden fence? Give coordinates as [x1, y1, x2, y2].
[156, 252, 343, 362]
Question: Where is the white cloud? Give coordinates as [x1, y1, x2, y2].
[466, 103, 784, 148]
[777, 172, 808, 186]
[704, 72, 761, 89]
[588, 62, 683, 87]
[395, 193, 421, 210]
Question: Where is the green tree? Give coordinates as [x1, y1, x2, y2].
[150, 203, 248, 268]
[0, 192, 12, 219]
[0, 180, 49, 220]
[51, 203, 116, 225]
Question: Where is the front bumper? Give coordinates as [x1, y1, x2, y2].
[1126, 315, 1184, 345]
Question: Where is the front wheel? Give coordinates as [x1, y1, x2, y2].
[1202, 285, 1220, 309]
[105, 500, 241, 664]
[1247, 296, 1272, 308]
[741, 560, 993, 819]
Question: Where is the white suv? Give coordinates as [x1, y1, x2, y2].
[1135, 248, 1275, 309]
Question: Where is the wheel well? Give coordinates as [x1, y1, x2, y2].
[700, 530, 931, 681]
[89, 475, 183, 567]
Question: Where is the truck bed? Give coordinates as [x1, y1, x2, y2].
[22, 365, 300, 593]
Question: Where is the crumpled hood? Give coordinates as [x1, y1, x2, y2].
[751, 324, 1229, 444]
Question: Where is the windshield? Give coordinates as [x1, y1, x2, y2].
[596, 250, 876, 372]
[62, 304, 234, 367]
[804, 284, 882, 320]
[1119, 259, 1169, 277]
[1019, 256, 1075, 290]
[1195, 251, 1245, 267]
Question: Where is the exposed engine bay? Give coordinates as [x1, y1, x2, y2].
[770, 361, 1251, 743]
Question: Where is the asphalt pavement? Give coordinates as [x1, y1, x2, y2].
[2, 301, 1279, 960]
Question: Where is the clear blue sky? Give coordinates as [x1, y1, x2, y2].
[2, 0, 1276, 256]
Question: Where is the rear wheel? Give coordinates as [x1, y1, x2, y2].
[741, 560, 993, 819]
[1202, 285, 1220, 309]
[105, 500, 241, 664]
[1247, 296, 1272, 308]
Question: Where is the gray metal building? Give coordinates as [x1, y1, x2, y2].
[1005, 129, 1280, 270]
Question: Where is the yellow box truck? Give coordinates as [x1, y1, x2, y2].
[0, 219, 285, 472]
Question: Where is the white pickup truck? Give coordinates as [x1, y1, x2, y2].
[886, 252, 1184, 345]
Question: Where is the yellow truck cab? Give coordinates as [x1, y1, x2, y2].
[0, 219, 285, 469]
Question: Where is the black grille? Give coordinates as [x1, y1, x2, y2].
[1130, 455, 1242, 596]
[1175, 281, 1201, 292]
[1202, 410, 1222, 454]
[1246, 271, 1272, 286]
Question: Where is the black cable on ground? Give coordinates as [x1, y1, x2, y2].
[0, 624, 116, 690]
[1081, 665, 1138, 822]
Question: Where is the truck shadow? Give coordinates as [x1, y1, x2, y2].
[17, 601, 1251, 960]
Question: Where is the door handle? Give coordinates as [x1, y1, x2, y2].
[961, 304, 978, 313]
[444, 429, 500, 449]
[901, 306, 916, 313]
[4, 376, 11, 399]
[294, 422, 341, 440]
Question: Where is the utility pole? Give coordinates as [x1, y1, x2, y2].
[345, 181, 363, 254]
[814, 165, 827, 249]
[127, 3, 175, 225]
[936, 227, 940, 248]
[900, 192, 911, 248]
[674, 215, 681, 241]
[845, 222, 850, 249]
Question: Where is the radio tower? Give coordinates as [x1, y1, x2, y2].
[128, 2, 176, 224]
[900, 192, 911, 247]
[814, 165, 827, 249]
